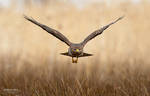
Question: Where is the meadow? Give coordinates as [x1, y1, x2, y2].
[0, 1, 150, 96]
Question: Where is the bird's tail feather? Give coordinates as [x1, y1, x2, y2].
[60, 52, 93, 57]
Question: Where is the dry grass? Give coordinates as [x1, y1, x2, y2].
[0, 59, 150, 96]
[0, 1, 150, 96]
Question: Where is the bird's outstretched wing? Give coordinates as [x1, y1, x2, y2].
[81, 16, 124, 46]
[24, 15, 71, 46]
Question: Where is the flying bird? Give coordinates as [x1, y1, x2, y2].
[24, 15, 124, 63]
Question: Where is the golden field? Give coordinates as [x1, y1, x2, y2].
[0, 1, 150, 95]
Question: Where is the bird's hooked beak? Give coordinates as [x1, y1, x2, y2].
[76, 49, 80, 53]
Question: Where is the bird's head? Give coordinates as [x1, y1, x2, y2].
[70, 44, 83, 55]
[71, 48, 81, 54]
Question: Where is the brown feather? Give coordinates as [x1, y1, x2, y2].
[81, 16, 124, 46]
[24, 15, 71, 46]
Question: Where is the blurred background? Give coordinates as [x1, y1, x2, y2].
[1, 1, 150, 95]
[0, 0, 149, 69]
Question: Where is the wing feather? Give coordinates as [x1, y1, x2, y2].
[81, 16, 124, 46]
[24, 15, 71, 46]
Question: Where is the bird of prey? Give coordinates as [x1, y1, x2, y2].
[24, 15, 124, 63]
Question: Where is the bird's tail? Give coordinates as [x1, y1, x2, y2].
[79, 53, 93, 57]
[60, 52, 71, 57]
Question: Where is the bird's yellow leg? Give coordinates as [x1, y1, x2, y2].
[75, 57, 78, 63]
[72, 57, 78, 63]
[72, 57, 75, 63]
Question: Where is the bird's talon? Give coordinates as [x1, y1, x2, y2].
[72, 58, 78, 63]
